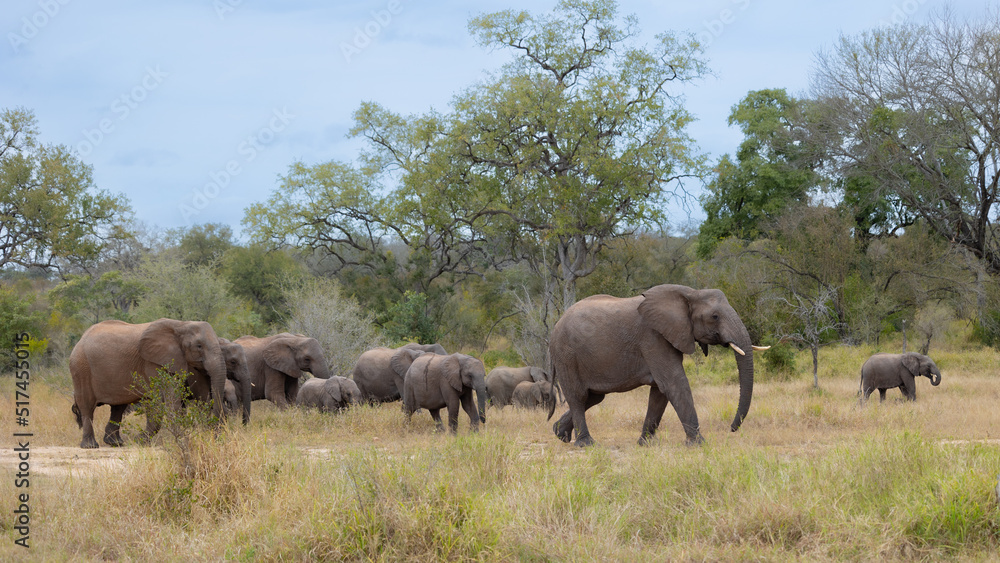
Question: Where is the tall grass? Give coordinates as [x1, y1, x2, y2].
[1, 342, 998, 560]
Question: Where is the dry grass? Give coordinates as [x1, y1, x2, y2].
[1, 339, 998, 561]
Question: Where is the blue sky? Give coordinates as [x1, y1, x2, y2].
[2, 0, 987, 235]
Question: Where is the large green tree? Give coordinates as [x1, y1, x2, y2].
[246, 0, 707, 312]
[811, 8, 1000, 272]
[698, 89, 821, 258]
[0, 107, 131, 271]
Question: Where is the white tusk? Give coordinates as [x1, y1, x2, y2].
[729, 343, 746, 356]
[752, 345, 771, 351]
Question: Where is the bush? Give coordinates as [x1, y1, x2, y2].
[284, 277, 386, 376]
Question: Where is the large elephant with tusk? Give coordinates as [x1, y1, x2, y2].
[548, 284, 767, 447]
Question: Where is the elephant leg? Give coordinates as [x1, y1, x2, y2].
[446, 397, 461, 434]
[460, 391, 480, 432]
[638, 386, 670, 446]
[878, 389, 886, 402]
[862, 385, 874, 403]
[103, 403, 129, 447]
[429, 408, 444, 432]
[285, 376, 299, 406]
[663, 377, 703, 445]
[571, 392, 605, 448]
[78, 399, 100, 449]
[903, 379, 917, 401]
[264, 375, 289, 409]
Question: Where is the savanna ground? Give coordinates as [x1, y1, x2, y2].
[1, 334, 999, 561]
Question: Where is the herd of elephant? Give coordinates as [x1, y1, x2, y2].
[68, 284, 943, 450]
[67, 319, 557, 449]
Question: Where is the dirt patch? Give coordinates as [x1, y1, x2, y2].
[1, 446, 132, 478]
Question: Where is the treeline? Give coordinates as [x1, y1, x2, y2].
[3, 1, 999, 375]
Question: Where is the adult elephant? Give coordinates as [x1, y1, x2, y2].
[298, 376, 362, 413]
[70, 318, 227, 449]
[860, 352, 941, 403]
[512, 381, 557, 410]
[353, 343, 446, 403]
[235, 333, 331, 409]
[402, 353, 488, 433]
[187, 337, 252, 425]
[549, 284, 764, 447]
[485, 366, 548, 408]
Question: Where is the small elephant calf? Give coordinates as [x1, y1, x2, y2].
[511, 381, 556, 410]
[297, 376, 362, 413]
[403, 353, 488, 434]
[860, 352, 941, 403]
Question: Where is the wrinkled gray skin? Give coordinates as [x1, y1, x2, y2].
[188, 337, 252, 425]
[298, 376, 363, 413]
[235, 333, 331, 409]
[353, 343, 446, 403]
[860, 352, 941, 403]
[70, 319, 227, 449]
[512, 381, 557, 410]
[402, 353, 488, 434]
[485, 366, 548, 409]
[549, 284, 757, 447]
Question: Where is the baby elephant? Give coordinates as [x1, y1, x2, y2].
[297, 376, 362, 413]
[511, 381, 556, 410]
[860, 352, 941, 403]
[403, 353, 488, 434]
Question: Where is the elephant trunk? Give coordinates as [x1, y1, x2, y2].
[729, 329, 754, 432]
[931, 370, 941, 386]
[206, 344, 228, 421]
[311, 361, 332, 380]
[474, 374, 488, 424]
[237, 369, 252, 425]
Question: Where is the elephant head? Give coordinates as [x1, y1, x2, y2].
[218, 338, 251, 424]
[326, 376, 362, 410]
[445, 354, 488, 424]
[263, 335, 330, 380]
[903, 352, 941, 386]
[138, 319, 227, 419]
[638, 285, 760, 432]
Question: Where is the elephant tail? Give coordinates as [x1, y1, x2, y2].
[71, 402, 82, 428]
[546, 360, 558, 421]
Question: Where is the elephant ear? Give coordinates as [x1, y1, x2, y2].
[325, 378, 343, 404]
[459, 355, 484, 388]
[638, 284, 696, 355]
[391, 348, 423, 377]
[139, 319, 188, 372]
[529, 367, 546, 383]
[442, 355, 465, 393]
[263, 337, 302, 379]
[901, 354, 921, 377]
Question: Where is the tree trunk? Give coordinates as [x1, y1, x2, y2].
[811, 345, 819, 389]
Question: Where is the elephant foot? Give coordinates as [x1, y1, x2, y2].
[637, 433, 656, 447]
[685, 433, 705, 446]
[553, 420, 572, 443]
[80, 437, 99, 449]
[104, 435, 125, 447]
[573, 434, 594, 448]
